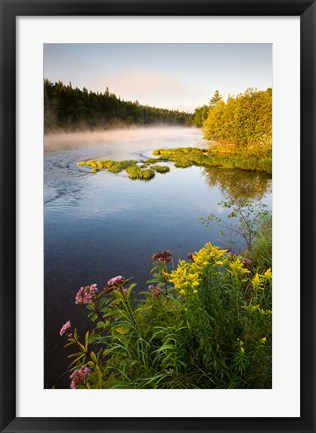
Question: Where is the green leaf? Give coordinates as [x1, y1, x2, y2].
[90, 351, 97, 363]
[84, 331, 89, 351]
[115, 326, 129, 335]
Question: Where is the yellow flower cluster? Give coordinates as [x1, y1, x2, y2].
[168, 243, 227, 295]
[241, 304, 272, 316]
[251, 268, 272, 290]
[229, 258, 250, 277]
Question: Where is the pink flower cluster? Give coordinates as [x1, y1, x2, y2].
[107, 275, 125, 287]
[59, 320, 72, 337]
[152, 250, 172, 263]
[149, 284, 162, 300]
[240, 257, 252, 269]
[69, 365, 91, 389]
[224, 252, 252, 269]
[187, 252, 194, 262]
[75, 284, 98, 304]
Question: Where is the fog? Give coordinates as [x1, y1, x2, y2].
[44, 126, 200, 153]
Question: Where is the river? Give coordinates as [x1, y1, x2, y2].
[44, 126, 271, 388]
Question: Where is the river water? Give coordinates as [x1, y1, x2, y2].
[44, 126, 271, 388]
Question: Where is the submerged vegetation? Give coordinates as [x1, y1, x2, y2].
[60, 203, 272, 389]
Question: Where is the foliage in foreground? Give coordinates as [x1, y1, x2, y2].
[60, 216, 272, 389]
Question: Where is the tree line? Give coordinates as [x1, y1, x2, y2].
[44, 79, 192, 131]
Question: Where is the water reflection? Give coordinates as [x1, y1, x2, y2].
[202, 167, 272, 201]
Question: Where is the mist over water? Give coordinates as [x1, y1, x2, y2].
[44, 126, 202, 152]
[44, 126, 271, 388]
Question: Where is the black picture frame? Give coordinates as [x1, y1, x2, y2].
[0, 1, 315, 432]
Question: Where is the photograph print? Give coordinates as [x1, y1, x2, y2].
[44, 43, 272, 389]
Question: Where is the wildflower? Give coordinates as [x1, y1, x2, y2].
[240, 257, 252, 269]
[251, 273, 264, 290]
[107, 275, 125, 287]
[187, 253, 194, 261]
[261, 337, 267, 343]
[75, 284, 98, 304]
[59, 320, 71, 337]
[149, 284, 162, 300]
[264, 268, 272, 280]
[229, 258, 250, 276]
[69, 365, 91, 389]
[152, 250, 172, 263]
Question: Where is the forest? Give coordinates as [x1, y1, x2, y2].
[44, 79, 192, 131]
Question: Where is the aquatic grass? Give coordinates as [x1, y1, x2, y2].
[77, 143, 272, 181]
[152, 146, 272, 175]
[77, 158, 157, 180]
[77, 159, 137, 173]
[151, 165, 170, 174]
[142, 157, 162, 164]
[126, 166, 155, 180]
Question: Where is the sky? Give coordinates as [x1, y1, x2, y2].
[44, 43, 272, 113]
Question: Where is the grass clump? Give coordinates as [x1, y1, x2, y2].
[77, 159, 157, 181]
[142, 157, 162, 164]
[151, 165, 170, 174]
[126, 166, 155, 180]
[77, 159, 137, 173]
